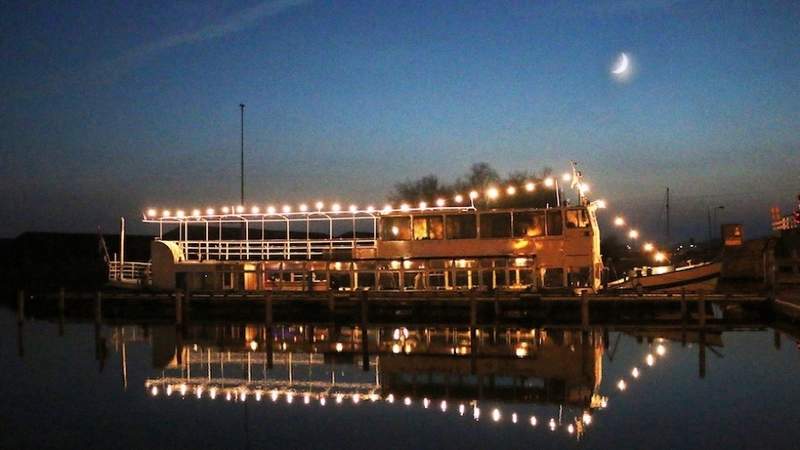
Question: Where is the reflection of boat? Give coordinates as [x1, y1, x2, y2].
[607, 261, 721, 292]
[138, 323, 605, 434]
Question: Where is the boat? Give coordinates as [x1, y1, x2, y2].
[606, 261, 721, 292]
[110, 165, 605, 294]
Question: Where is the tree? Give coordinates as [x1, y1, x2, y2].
[387, 162, 557, 208]
[389, 175, 446, 203]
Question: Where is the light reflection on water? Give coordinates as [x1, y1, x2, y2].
[2, 309, 800, 449]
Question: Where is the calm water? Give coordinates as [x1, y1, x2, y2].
[2, 308, 799, 450]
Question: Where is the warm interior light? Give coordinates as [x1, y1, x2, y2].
[654, 251, 666, 263]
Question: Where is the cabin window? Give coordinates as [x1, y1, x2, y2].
[446, 214, 477, 239]
[381, 216, 411, 240]
[568, 267, 592, 287]
[479, 213, 512, 238]
[546, 210, 563, 236]
[413, 215, 444, 240]
[543, 268, 564, 288]
[513, 211, 546, 237]
[566, 209, 590, 228]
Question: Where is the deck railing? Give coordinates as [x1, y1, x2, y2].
[176, 238, 378, 261]
[108, 261, 152, 281]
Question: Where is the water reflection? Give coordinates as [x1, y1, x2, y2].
[9, 305, 800, 449]
[87, 322, 699, 440]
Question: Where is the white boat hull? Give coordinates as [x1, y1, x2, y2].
[608, 262, 721, 292]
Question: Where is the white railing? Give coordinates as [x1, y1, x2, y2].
[175, 239, 378, 261]
[109, 261, 152, 281]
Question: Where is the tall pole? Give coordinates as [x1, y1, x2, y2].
[240, 104, 245, 205]
[665, 187, 670, 246]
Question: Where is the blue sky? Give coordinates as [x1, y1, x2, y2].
[1, 0, 798, 240]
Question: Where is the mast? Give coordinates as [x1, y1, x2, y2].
[665, 187, 670, 246]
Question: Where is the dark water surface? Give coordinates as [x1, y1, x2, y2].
[1, 308, 799, 450]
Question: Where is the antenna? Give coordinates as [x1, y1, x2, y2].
[665, 187, 670, 246]
[240, 103, 245, 205]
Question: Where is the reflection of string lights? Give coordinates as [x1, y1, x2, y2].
[144, 330, 671, 440]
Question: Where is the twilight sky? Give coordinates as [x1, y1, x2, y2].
[1, 0, 798, 240]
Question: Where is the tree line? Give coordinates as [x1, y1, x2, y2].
[388, 162, 557, 209]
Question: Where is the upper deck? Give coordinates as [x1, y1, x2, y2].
[143, 203, 601, 263]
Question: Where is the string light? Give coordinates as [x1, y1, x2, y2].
[525, 182, 535, 191]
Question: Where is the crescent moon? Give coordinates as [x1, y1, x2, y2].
[612, 53, 629, 75]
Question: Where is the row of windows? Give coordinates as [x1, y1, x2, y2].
[381, 209, 591, 240]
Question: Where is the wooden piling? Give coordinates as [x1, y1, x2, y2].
[328, 291, 336, 313]
[265, 291, 273, 326]
[470, 291, 478, 327]
[698, 292, 706, 327]
[175, 291, 183, 325]
[581, 291, 589, 329]
[58, 287, 65, 313]
[699, 331, 707, 379]
[16, 290, 25, 324]
[94, 291, 103, 325]
[360, 290, 369, 326]
[774, 330, 781, 350]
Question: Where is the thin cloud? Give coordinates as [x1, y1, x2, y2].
[49, 0, 310, 90]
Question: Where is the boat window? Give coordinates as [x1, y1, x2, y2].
[543, 268, 564, 288]
[565, 209, 590, 228]
[546, 210, 563, 235]
[413, 215, 444, 240]
[381, 216, 411, 240]
[445, 214, 477, 239]
[568, 267, 591, 287]
[479, 213, 512, 238]
[513, 211, 546, 237]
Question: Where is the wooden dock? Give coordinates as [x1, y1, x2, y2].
[12, 288, 770, 329]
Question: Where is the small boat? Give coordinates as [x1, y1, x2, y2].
[606, 261, 721, 292]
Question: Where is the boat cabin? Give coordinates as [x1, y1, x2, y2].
[143, 203, 602, 293]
